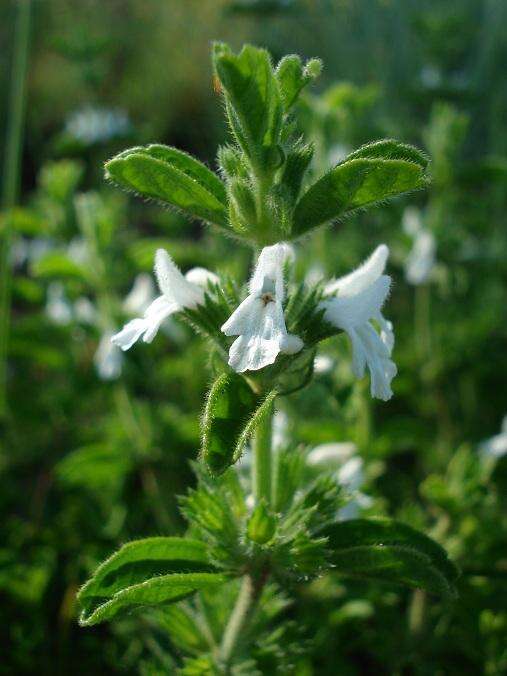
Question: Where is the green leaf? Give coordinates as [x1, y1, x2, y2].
[78, 536, 224, 625]
[213, 43, 282, 169]
[151, 605, 209, 655]
[80, 572, 228, 626]
[105, 146, 228, 228]
[56, 444, 133, 493]
[322, 518, 459, 598]
[293, 158, 427, 236]
[120, 145, 227, 204]
[201, 372, 277, 475]
[275, 55, 321, 110]
[280, 141, 314, 201]
[343, 139, 429, 170]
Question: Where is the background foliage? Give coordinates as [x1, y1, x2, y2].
[1, 0, 506, 674]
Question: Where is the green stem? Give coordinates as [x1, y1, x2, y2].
[219, 575, 255, 667]
[0, 0, 32, 417]
[252, 401, 274, 506]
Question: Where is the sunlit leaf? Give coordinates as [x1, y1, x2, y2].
[105, 146, 228, 228]
[78, 537, 225, 625]
[293, 158, 427, 236]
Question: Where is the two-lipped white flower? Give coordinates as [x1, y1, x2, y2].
[112, 249, 217, 351]
[221, 243, 303, 373]
[403, 207, 436, 285]
[319, 244, 396, 401]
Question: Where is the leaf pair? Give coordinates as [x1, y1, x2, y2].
[78, 537, 227, 626]
[293, 140, 430, 237]
[201, 372, 277, 475]
[322, 518, 459, 599]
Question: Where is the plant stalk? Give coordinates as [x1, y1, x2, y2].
[0, 0, 32, 417]
[219, 575, 255, 667]
[252, 400, 274, 505]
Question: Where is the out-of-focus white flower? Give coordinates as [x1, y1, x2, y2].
[479, 416, 507, 460]
[307, 441, 372, 519]
[74, 297, 97, 324]
[122, 273, 155, 315]
[403, 207, 436, 285]
[314, 354, 334, 375]
[272, 410, 289, 451]
[112, 249, 217, 351]
[307, 442, 357, 469]
[94, 331, 123, 381]
[221, 243, 303, 373]
[46, 282, 73, 325]
[328, 143, 351, 166]
[319, 244, 396, 401]
[65, 106, 131, 145]
[420, 65, 442, 89]
[67, 237, 90, 265]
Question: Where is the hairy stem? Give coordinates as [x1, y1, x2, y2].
[219, 575, 255, 667]
[252, 400, 274, 505]
[0, 0, 31, 417]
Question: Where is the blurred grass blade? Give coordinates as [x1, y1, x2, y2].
[322, 518, 459, 598]
[0, 0, 32, 417]
[105, 146, 229, 228]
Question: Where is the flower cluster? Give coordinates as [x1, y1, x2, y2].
[113, 241, 397, 400]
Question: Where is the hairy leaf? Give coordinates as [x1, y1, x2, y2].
[293, 158, 427, 236]
[79, 572, 228, 626]
[275, 55, 322, 110]
[213, 43, 282, 169]
[105, 147, 228, 228]
[322, 518, 458, 598]
[78, 537, 222, 625]
[343, 139, 430, 170]
[201, 373, 277, 475]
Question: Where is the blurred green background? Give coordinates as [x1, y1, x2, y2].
[1, 1, 506, 674]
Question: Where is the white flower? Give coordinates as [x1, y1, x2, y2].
[122, 273, 155, 315]
[403, 207, 436, 285]
[319, 244, 396, 401]
[221, 243, 303, 373]
[314, 354, 334, 375]
[307, 442, 357, 470]
[94, 331, 123, 380]
[306, 441, 372, 519]
[112, 249, 217, 351]
[479, 416, 507, 460]
[46, 282, 73, 325]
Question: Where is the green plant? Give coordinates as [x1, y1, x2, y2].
[76, 43, 456, 674]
